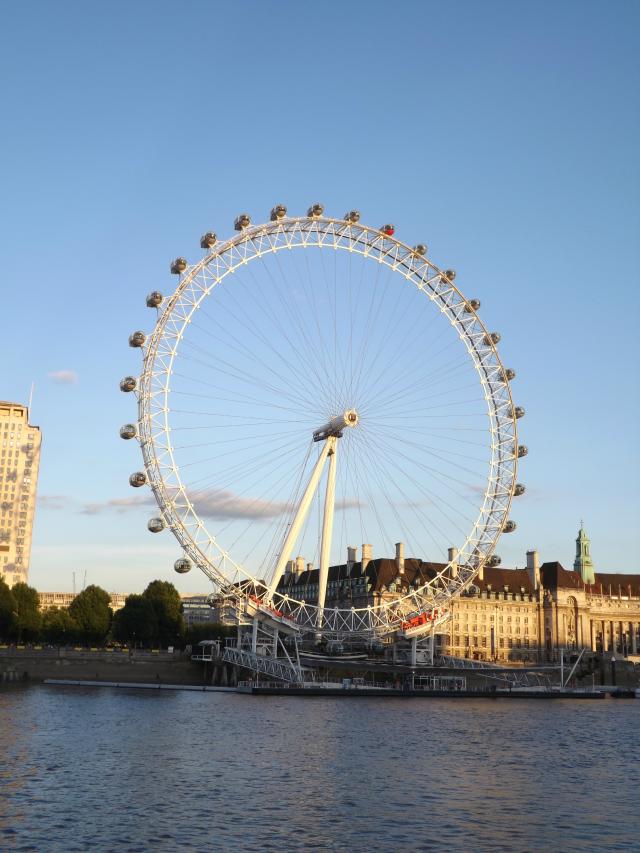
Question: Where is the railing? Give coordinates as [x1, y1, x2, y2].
[222, 647, 306, 684]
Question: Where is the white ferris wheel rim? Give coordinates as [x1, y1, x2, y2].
[134, 214, 520, 637]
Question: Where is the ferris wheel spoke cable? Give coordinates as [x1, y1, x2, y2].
[184, 323, 322, 414]
[356, 428, 455, 557]
[361, 428, 478, 535]
[197, 290, 325, 402]
[367, 421, 490, 449]
[354, 434, 428, 558]
[360, 423, 484, 500]
[175, 343, 321, 414]
[180, 433, 306, 485]
[207, 272, 335, 416]
[269, 238, 340, 397]
[239, 257, 337, 410]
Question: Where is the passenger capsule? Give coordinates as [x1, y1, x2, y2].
[120, 376, 137, 393]
[380, 224, 395, 236]
[344, 210, 361, 223]
[307, 203, 324, 218]
[200, 232, 217, 249]
[146, 291, 164, 308]
[170, 257, 187, 275]
[514, 406, 525, 419]
[129, 471, 147, 488]
[234, 213, 251, 230]
[270, 204, 287, 221]
[504, 368, 516, 381]
[174, 558, 192, 574]
[517, 445, 528, 458]
[414, 244, 427, 256]
[147, 517, 165, 533]
[488, 555, 502, 567]
[484, 331, 501, 345]
[464, 299, 481, 313]
[128, 331, 146, 348]
[119, 424, 137, 440]
[513, 483, 526, 497]
[444, 269, 456, 281]
[504, 520, 517, 533]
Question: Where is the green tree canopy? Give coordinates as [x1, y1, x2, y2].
[41, 607, 78, 645]
[68, 584, 112, 644]
[142, 580, 184, 647]
[112, 594, 158, 647]
[185, 621, 236, 647]
[0, 577, 17, 640]
[12, 582, 42, 642]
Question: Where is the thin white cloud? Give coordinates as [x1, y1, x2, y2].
[38, 495, 71, 510]
[79, 490, 367, 521]
[190, 489, 287, 520]
[80, 496, 150, 515]
[335, 498, 366, 511]
[48, 370, 78, 385]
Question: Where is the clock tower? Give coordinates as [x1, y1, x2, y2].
[573, 522, 595, 584]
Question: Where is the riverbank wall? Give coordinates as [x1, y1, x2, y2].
[0, 647, 236, 686]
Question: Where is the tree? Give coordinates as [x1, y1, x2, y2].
[142, 580, 184, 647]
[112, 595, 158, 647]
[185, 621, 236, 647]
[0, 577, 17, 640]
[68, 584, 112, 645]
[41, 607, 78, 646]
[12, 582, 42, 642]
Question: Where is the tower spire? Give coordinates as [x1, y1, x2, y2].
[574, 522, 595, 584]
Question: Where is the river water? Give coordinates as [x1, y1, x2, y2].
[0, 685, 638, 852]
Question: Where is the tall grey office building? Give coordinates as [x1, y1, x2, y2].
[0, 401, 41, 587]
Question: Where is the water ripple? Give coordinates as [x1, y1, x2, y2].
[0, 686, 638, 852]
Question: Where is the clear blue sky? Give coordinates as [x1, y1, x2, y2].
[2, 0, 638, 593]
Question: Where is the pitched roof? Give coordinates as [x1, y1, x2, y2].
[474, 566, 536, 594]
[592, 572, 640, 597]
[540, 562, 585, 591]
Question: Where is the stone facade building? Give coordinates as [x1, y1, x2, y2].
[0, 402, 41, 587]
[277, 526, 640, 662]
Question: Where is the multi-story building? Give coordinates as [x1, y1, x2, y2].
[277, 526, 640, 662]
[0, 401, 41, 587]
[181, 594, 236, 626]
[38, 591, 127, 612]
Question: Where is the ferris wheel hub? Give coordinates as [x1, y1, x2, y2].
[312, 409, 359, 442]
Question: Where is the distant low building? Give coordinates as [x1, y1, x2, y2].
[38, 591, 127, 612]
[37, 590, 233, 625]
[181, 594, 236, 626]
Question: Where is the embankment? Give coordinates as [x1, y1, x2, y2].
[0, 647, 237, 686]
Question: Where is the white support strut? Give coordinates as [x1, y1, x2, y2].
[266, 439, 333, 600]
[267, 412, 358, 604]
[317, 436, 338, 628]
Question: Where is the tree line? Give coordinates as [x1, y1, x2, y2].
[0, 578, 231, 648]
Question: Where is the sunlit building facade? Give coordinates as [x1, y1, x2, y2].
[277, 527, 640, 662]
[0, 402, 41, 587]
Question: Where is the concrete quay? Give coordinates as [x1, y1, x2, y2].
[0, 646, 238, 686]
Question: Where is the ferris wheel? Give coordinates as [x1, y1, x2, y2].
[119, 205, 526, 641]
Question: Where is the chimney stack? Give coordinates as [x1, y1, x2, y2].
[285, 559, 295, 575]
[295, 555, 305, 575]
[395, 542, 405, 575]
[307, 562, 314, 574]
[362, 543, 372, 573]
[448, 546, 458, 578]
[347, 545, 357, 573]
[526, 549, 540, 590]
